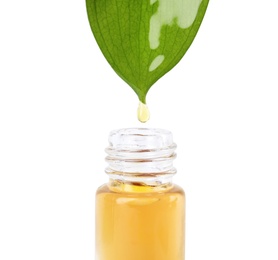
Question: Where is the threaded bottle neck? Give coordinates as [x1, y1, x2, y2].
[105, 128, 177, 186]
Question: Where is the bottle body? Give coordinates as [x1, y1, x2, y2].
[96, 128, 185, 260]
[96, 182, 185, 260]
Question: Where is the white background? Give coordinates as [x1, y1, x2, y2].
[0, 1, 278, 259]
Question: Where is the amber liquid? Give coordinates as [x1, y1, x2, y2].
[96, 181, 185, 260]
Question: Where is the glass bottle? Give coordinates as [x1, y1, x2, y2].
[95, 128, 185, 260]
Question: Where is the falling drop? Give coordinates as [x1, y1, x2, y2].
[137, 101, 150, 123]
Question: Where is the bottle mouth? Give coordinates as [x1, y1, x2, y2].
[107, 128, 176, 151]
[105, 128, 177, 175]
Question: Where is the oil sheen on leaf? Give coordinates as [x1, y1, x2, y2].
[86, 0, 209, 103]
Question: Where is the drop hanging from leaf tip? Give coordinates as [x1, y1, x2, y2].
[137, 101, 150, 123]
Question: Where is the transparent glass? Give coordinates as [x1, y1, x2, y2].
[96, 128, 185, 260]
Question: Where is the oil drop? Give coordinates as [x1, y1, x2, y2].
[137, 101, 150, 123]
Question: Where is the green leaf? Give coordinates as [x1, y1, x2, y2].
[86, 0, 209, 103]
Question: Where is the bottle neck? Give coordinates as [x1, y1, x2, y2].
[105, 128, 177, 190]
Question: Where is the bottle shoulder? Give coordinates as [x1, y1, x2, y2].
[169, 184, 185, 196]
[96, 183, 110, 195]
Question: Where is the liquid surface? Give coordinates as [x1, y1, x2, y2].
[96, 183, 185, 260]
[137, 101, 150, 123]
